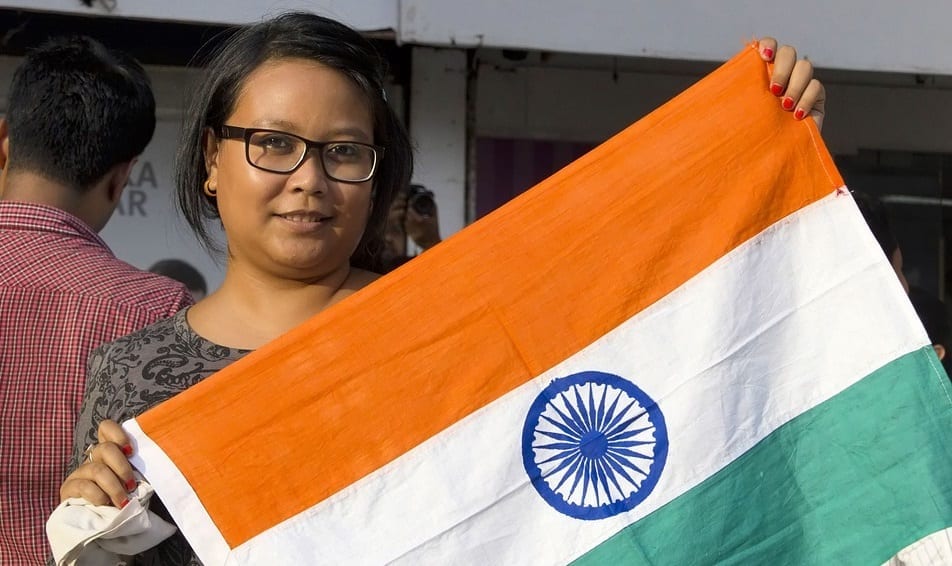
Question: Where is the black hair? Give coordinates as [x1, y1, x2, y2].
[175, 11, 413, 273]
[852, 190, 899, 258]
[6, 35, 155, 191]
[148, 258, 208, 295]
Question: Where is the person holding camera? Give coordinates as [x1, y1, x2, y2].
[382, 183, 442, 272]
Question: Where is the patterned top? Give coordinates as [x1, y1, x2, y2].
[0, 201, 193, 565]
[69, 308, 250, 565]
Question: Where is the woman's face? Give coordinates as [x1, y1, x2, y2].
[205, 58, 375, 280]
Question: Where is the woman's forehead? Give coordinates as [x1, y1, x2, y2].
[229, 59, 374, 134]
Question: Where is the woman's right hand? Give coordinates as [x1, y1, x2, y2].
[59, 419, 137, 508]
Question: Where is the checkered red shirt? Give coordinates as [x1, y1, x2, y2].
[0, 201, 193, 565]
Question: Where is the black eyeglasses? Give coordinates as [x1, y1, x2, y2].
[217, 125, 384, 183]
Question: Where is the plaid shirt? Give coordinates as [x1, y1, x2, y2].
[0, 201, 193, 565]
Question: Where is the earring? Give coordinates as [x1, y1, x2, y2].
[203, 179, 217, 197]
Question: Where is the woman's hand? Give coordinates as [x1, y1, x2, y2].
[59, 419, 137, 508]
[758, 37, 826, 131]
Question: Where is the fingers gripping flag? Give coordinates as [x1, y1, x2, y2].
[124, 46, 952, 565]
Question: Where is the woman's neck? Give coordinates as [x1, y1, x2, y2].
[187, 262, 378, 350]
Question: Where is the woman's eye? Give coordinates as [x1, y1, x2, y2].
[326, 143, 361, 160]
[253, 134, 296, 153]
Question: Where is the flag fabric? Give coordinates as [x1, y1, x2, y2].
[124, 46, 952, 565]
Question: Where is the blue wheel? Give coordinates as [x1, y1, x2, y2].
[522, 371, 668, 520]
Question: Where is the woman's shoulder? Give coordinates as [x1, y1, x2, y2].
[86, 308, 249, 417]
[92, 310, 183, 359]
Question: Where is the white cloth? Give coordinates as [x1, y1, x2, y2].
[46, 475, 176, 566]
[883, 527, 952, 566]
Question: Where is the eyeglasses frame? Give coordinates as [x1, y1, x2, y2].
[216, 125, 385, 183]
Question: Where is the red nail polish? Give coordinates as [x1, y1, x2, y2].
[763, 47, 774, 60]
[769, 82, 783, 96]
[121, 444, 133, 457]
[794, 108, 806, 120]
[119, 498, 129, 509]
[125, 478, 137, 491]
[781, 96, 795, 110]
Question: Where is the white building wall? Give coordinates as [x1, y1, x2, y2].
[409, 47, 469, 237]
[401, 0, 952, 75]
[0, 0, 398, 29]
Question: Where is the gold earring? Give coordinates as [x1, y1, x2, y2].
[203, 179, 217, 197]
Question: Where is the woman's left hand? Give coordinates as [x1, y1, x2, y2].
[757, 38, 826, 131]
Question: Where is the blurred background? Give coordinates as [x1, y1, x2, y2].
[2, 0, 951, 300]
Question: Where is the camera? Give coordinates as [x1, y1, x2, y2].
[407, 184, 437, 217]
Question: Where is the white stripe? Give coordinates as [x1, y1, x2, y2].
[124, 419, 230, 565]
[133, 190, 929, 565]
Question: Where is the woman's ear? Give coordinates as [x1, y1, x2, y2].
[203, 128, 220, 188]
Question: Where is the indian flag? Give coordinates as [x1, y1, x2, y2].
[124, 46, 952, 565]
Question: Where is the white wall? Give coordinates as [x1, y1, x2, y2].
[409, 47, 469, 236]
[0, 0, 398, 29]
[99, 120, 227, 291]
[401, 0, 952, 75]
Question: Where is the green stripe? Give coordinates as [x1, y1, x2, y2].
[574, 347, 952, 565]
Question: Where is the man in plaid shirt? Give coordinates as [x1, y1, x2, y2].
[0, 37, 193, 564]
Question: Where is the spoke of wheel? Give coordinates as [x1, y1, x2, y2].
[546, 401, 587, 438]
[604, 413, 648, 440]
[595, 384, 608, 432]
[572, 386, 594, 432]
[602, 451, 641, 488]
[549, 452, 584, 494]
[536, 446, 580, 467]
[607, 426, 652, 442]
[534, 441, 583, 451]
[607, 446, 655, 461]
[565, 455, 587, 503]
[580, 457, 593, 505]
[588, 384, 598, 432]
[536, 429, 583, 444]
[608, 439, 655, 448]
[560, 391, 592, 436]
[541, 414, 583, 440]
[605, 450, 649, 477]
[600, 389, 624, 436]
[597, 457, 626, 500]
[601, 397, 639, 436]
[593, 458, 613, 504]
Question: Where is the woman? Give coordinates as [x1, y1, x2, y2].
[58, 12, 411, 564]
[56, 12, 822, 564]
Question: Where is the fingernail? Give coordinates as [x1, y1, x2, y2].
[769, 82, 783, 96]
[781, 96, 795, 110]
[119, 498, 129, 509]
[121, 444, 133, 457]
[794, 108, 806, 120]
[763, 47, 774, 60]
[125, 478, 137, 491]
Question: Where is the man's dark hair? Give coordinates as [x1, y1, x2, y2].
[148, 258, 207, 295]
[6, 35, 155, 191]
[175, 11, 413, 272]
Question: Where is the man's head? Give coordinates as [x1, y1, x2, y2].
[148, 259, 208, 301]
[0, 36, 155, 228]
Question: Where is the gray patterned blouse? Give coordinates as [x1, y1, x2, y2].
[68, 308, 250, 565]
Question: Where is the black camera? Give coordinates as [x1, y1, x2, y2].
[407, 184, 437, 217]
